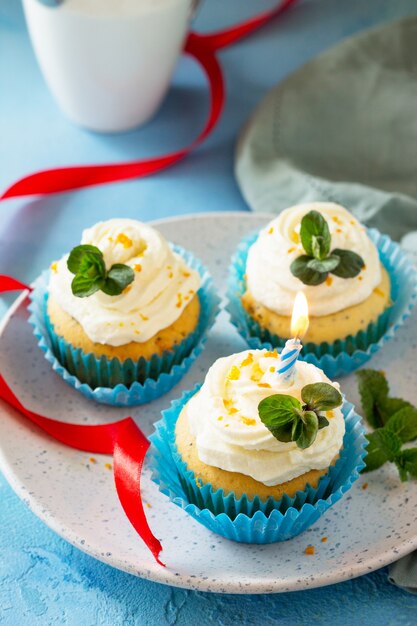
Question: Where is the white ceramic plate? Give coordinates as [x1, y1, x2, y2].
[1, 212, 417, 594]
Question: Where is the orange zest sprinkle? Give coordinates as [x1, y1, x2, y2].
[228, 407, 238, 414]
[240, 352, 254, 367]
[327, 410, 334, 419]
[105, 463, 112, 470]
[287, 247, 295, 254]
[134, 264, 142, 272]
[140, 313, 149, 321]
[217, 416, 223, 421]
[188, 289, 195, 295]
[176, 293, 183, 308]
[89, 457, 97, 464]
[123, 285, 132, 294]
[305, 545, 315, 555]
[332, 216, 343, 225]
[119, 322, 124, 327]
[269, 366, 275, 372]
[182, 271, 191, 277]
[325, 276, 333, 286]
[134, 330, 140, 335]
[146, 502, 152, 509]
[362, 482, 368, 490]
[373, 287, 384, 297]
[168, 272, 173, 278]
[227, 366, 241, 381]
[268, 227, 274, 235]
[336, 228, 342, 234]
[241, 416, 256, 426]
[50, 262, 58, 273]
[258, 382, 271, 388]
[321, 537, 328, 543]
[250, 362, 264, 382]
[116, 233, 133, 248]
[264, 350, 278, 358]
[224, 424, 230, 428]
[290, 231, 300, 244]
[358, 276, 363, 281]
[350, 220, 356, 225]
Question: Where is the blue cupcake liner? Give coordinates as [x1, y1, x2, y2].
[28, 246, 221, 407]
[149, 385, 367, 544]
[226, 228, 417, 378]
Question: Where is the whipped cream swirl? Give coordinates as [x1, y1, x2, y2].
[185, 349, 345, 486]
[48, 219, 200, 346]
[246, 202, 381, 316]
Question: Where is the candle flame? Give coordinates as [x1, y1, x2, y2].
[291, 291, 309, 339]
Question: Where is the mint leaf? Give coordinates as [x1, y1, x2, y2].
[295, 410, 319, 449]
[318, 415, 330, 430]
[258, 394, 301, 443]
[385, 407, 417, 444]
[301, 382, 342, 412]
[67, 245, 105, 276]
[356, 369, 389, 428]
[101, 264, 135, 296]
[71, 274, 103, 298]
[67, 244, 135, 298]
[307, 255, 340, 273]
[331, 249, 365, 278]
[382, 397, 414, 421]
[290, 255, 328, 286]
[395, 449, 417, 482]
[364, 430, 402, 473]
[300, 211, 331, 259]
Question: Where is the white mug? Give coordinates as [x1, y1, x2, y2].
[23, 0, 197, 132]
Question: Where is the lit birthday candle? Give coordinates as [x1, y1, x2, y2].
[277, 291, 309, 382]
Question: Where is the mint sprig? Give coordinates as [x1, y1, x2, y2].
[356, 369, 417, 481]
[258, 382, 342, 450]
[290, 210, 365, 286]
[67, 245, 134, 298]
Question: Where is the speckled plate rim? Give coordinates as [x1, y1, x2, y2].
[1, 212, 417, 595]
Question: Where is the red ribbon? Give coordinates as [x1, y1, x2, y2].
[0, 0, 298, 201]
[0, 1, 299, 567]
[0, 279, 164, 565]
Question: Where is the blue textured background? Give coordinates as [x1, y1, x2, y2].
[2, 0, 417, 624]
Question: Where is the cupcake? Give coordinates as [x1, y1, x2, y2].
[29, 218, 220, 404]
[242, 202, 390, 345]
[150, 349, 366, 543]
[227, 202, 417, 377]
[175, 349, 344, 502]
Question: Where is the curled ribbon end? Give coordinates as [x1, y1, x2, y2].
[155, 554, 166, 568]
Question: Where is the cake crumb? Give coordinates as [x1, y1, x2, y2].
[105, 463, 112, 470]
[305, 545, 315, 555]
[89, 457, 97, 464]
[362, 482, 368, 490]
[146, 502, 152, 509]
[321, 537, 328, 543]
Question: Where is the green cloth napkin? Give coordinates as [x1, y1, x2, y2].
[235, 15, 417, 591]
[235, 15, 417, 243]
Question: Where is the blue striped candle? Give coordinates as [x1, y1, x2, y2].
[277, 291, 309, 381]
